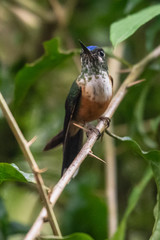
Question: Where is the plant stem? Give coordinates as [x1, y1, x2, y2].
[0, 93, 61, 238]
[105, 43, 125, 237]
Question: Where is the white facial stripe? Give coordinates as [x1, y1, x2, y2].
[98, 56, 103, 62]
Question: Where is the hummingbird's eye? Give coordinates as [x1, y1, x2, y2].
[99, 50, 105, 57]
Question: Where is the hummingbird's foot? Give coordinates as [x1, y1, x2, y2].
[43, 216, 49, 223]
[99, 116, 111, 128]
[85, 123, 101, 139]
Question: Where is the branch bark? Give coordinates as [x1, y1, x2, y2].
[0, 93, 61, 237]
[24, 44, 160, 239]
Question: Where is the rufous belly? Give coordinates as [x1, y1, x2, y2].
[75, 95, 111, 123]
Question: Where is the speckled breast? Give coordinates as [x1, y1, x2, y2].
[75, 73, 113, 123]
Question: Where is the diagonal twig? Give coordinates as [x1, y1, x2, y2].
[25, 44, 160, 239]
[0, 93, 61, 237]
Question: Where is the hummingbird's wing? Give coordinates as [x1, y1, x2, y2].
[63, 80, 81, 135]
[43, 81, 81, 152]
[62, 80, 83, 175]
[44, 80, 82, 176]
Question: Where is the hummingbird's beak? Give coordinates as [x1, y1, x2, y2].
[79, 40, 92, 57]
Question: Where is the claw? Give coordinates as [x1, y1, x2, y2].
[85, 123, 101, 139]
[99, 116, 111, 128]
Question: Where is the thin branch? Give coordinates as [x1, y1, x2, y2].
[127, 79, 146, 88]
[89, 151, 107, 164]
[25, 44, 160, 239]
[105, 43, 125, 237]
[27, 135, 37, 147]
[49, 0, 66, 28]
[104, 124, 118, 237]
[0, 93, 61, 238]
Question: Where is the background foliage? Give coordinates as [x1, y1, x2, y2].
[0, 0, 160, 240]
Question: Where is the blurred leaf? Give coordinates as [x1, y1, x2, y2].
[0, 197, 8, 239]
[111, 168, 152, 240]
[110, 5, 160, 47]
[149, 156, 160, 240]
[0, 163, 35, 184]
[0, 198, 7, 220]
[146, 18, 160, 51]
[106, 132, 160, 239]
[0, 197, 29, 238]
[8, 221, 29, 235]
[134, 84, 157, 148]
[0, 64, 14, 103]
[124, 0, 143, 14]
[14, 38, 74, 105]
[134, 85, 149, 133]
[39, 232, 94, 240]
[62, 172, 107, 240]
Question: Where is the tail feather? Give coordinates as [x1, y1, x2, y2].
[61, 129, 83, 176]
[43, 130, 64, 151]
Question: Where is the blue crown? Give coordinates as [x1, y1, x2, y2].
[87, 46, 98, 51]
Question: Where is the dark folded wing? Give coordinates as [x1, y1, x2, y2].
[63, 80, 81, 140]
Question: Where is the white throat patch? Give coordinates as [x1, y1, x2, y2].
[78, 71, 112, 102]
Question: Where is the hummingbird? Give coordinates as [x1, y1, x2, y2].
[44, 41, 113, 176]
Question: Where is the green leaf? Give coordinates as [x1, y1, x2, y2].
[106, 132, 160, 162]
[39, 233, 94, 240]
[110, 5, 160, 47]
[106, 132, 160, 239]
[0, 163, 35, 184]
[14, 38, 74, 105]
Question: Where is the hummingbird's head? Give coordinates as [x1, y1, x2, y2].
[79, 40, 108, 75]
